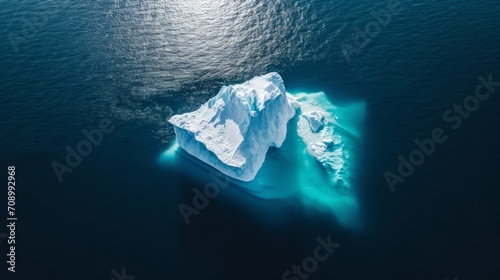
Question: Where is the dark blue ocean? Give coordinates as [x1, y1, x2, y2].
[1, 0, 499, 279]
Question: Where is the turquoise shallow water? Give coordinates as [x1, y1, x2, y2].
[1, 0, 500, 279]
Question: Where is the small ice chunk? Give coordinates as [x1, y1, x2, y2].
[304, 111, 325, 132]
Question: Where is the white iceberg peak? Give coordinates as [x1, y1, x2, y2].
[168, 73, 295, 182]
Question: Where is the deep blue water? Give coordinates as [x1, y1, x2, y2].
[1, 0, 500, 279]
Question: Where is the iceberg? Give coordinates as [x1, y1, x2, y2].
[168, 73, 295, 182]
[165, 73, 365, 228]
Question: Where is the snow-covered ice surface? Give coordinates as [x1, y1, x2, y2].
[164, 73, 365, 228]
[168, 73, 295, 182]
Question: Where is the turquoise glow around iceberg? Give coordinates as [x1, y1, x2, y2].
[161, 92, 365, 229]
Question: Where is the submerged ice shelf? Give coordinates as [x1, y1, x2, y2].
[166, 73, 365, 228]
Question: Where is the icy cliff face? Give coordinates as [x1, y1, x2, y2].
[168, 73, 295, 182]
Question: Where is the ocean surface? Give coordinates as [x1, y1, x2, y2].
[1, 0, 499, 279]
